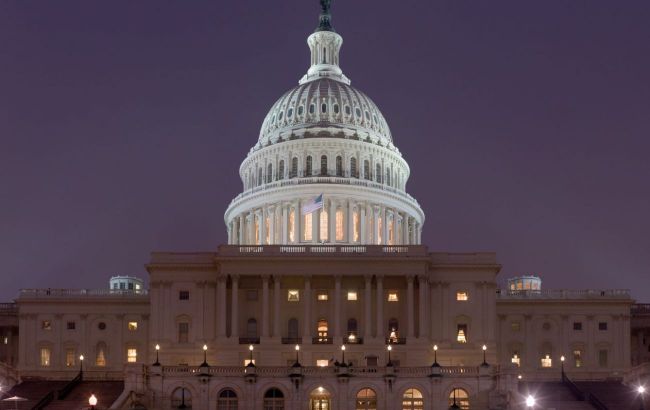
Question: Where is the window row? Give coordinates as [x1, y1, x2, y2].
[39, 343, 139, 367]
[171, 386, 470, 410]
[40, 320, 138, 331]
[508, 320, 610, 332]
[510, 346, 612, 368]
[267, 101, 385, 132]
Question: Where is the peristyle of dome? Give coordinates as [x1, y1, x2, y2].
[225, 4, 424, 246]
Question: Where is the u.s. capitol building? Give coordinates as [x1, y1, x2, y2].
[1, 2, 645, 410]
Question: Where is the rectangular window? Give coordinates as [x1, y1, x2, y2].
[366, 356, 378, 367]
[66, 348, 75, 367]
[598, 350, 608, 367]
[179, 291, 190, 300]
[246, 290, 258, 301]
[67, 321, 76, 330]
[316, 359, 329, 367]
[511, 353, 521, 367]
[387, 292, 399, 302]
[244, 359, 256, 366]
[335, 208, 344, 241]
[304, 213, 313, 241]
[456, 291, 468, 301]
[598, 322, 608, 331]
[40, 348, 51, 366]
[347, 291, 358, 301]
[573, 322, 582, 331]
[287, 290, 300, 302]
[178, 322, 189, 343]
[128, 322, 138, 331]
[3, 337, 7, 345]
[511, 322, 521, 332]
[457, 324, 468, 343]
[317, 292, 329, 301]
[42, 320, 52, 330]
[127, 348, 137, 363]
[573, 350, 583, 368]
[541, 355, 553, 368]
[319, 209, 328, 242]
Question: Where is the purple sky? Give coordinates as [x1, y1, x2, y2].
[1, 1, 649, 302]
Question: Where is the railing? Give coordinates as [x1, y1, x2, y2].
[386, 337, 407, 345]
[0, 303, 17, 315]
[32, 390, 55, 410]
[497, 289, 630, 300]
[19, 288, 149, 298]
[312, 337, 333, 345]
[228, 176, 420, 208]
[561, 371, 608, 410]
[57, 371, 82, 400]
[632, 304, 650, 314]
[239, 337, 260, 345]
[218, 244, 428, 257]
[281, 337, 302, 345]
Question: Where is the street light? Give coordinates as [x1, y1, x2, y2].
[432, 344, 440, 367]
[525, 395, 536, 408]
[294, 344, 301, 367]
[481, 344, 488, 366]
[88, 394, 97, 410]
[638, 385, 646, 410]
[560, 355, 565, 378]
[340, 345, 346, 366]
[79, 354, 84, 375]
[200, 344, 209, 367]
[153, 344, 160, 366]
[386, 344, 393, 367]
[248, 344, 255, 367]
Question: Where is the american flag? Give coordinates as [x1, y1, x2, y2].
[302, 194, 323, 215]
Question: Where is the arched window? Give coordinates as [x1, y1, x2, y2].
[258, 168, 263, 186]
[288, 108, 293, 118]
[449, 388, 470, 410]
[309, 104, 315, 114]
[246, 318, 258, 339]
[317, 319, 329, 342]
[310, 387, 331, 410]
[321, 103, 327, 113]
[217, 389, 237, 410]
[376, 164, 382, 183]
[335, 156, 343, 177]
[263, 388, 284, 410]
[306, 156, 313, 177]
[267, 164, 273, 183]
[355, 388, 377, 410]
[403, 388, 424, 410]
[347, 318, 358, 340]
[171, 387, 192, 409]
[320, 155, 328, 176]
[388, 318, 399, 342]
[278, 160, 285, 180]
[350, 158, 358, 178]
[290, 157, 298, 178]
[386, 167, 391, 186]
[345, 105, 351, 115]
[333, 104, 340, 114]
[95, 342, 107, 367]
[298, 106, 304, 116]
[364, 160, 370, 180]
[288, 318, 299, 340]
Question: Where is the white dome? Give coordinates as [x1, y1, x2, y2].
[256, 78, 393, 152]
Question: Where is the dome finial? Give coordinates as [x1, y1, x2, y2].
[316, 0, 334, 32]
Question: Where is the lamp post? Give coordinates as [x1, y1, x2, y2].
[248, 344, 255, 366]
[433, 344, 439, 366]
[200, 344, 209, 367]
[638, 385, 646, 410]
[153, 344, 160, 366]
[79, 354, 84, 376]
[386, 344, 393, 367]
[481, 344, 488, 366]
[449, 388, 460, 410]
[525, 394, 536, 408]
[560, 355, 565, 379]
[294, 344, 301, 367]
[88, 394, 97, 410]
[340, 345, 346, 366]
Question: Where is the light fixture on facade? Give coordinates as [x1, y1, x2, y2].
[89, 394, 98, 409]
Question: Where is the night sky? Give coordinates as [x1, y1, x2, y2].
[1, 1, 649, 302]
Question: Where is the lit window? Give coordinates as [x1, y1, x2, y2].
[387, 292, 399, 302]
[319, 209, 328, 242]
[288, 290, 300, 302]
[353, 210, 360, 242]
[316, 359, 329, 367]
[317, 292, 328, 301]
[288, 208, 295, 243]
[128, 322, 138, 331]
[179, 291, 190, 300]
[127, 348, 137, 363]
[335, 208, 344, 241]
[573, 350, 583, 368]
[541, 355, 552, 368]
[265, 216, 270, 244]
[42, 320, 52, 330]
[511, 322, 521, 332]
[377, 216, 383, 244]
[244, 359, 256, 366]
[511, 353, 521, 367]
[304, 213, 313, 241]
[317, 319, 329, 342]
[457, 324, 468, 343]
[96, 343, 107, 366]
[347, 291, 358, 301]
[456, 291, 468, 301]
[40, 347, 51, 367]
[66, 348, 76, 367]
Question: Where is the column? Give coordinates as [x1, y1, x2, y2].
[281, 205, 288, 244]
[382, 207, 388, 245]
[293, 201, 300, 244]
[238, 214, 245, 245]
[217, 276, 227, 338]
[273, 276, 281, 338]
[247, 213, 254, 245]
[260, 208, 267, 245]
[268, 206, 275, 244]
[262, 276, 270, 338]
[407, 275, 415, 339]
[303, 276, 312, 341]
[376, 275, 384, 339]
[364, 275, 372, 340]
[402, 215, 409, 245]
[372, 206, 380, 244]
[329, 199, 336, 243]
[418, 275, 428, 338]
[334, 275, 341, 340]
[231, 276, 239, 340]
